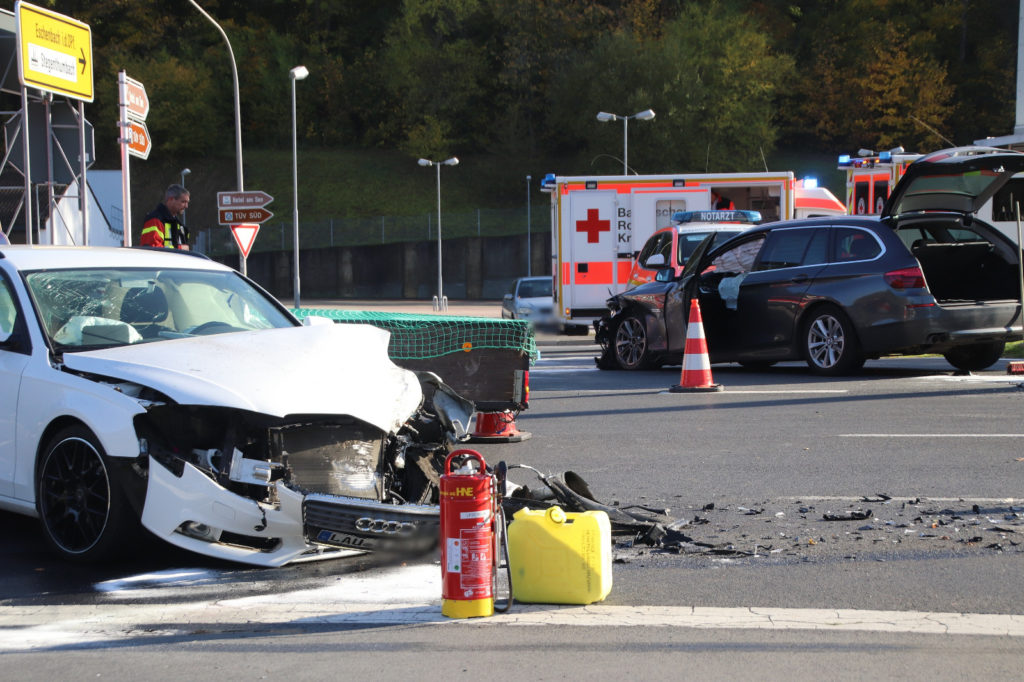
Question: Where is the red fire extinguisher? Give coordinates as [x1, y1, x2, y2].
[440, 449, 510, 618]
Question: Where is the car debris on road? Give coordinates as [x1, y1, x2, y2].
[608, 495, 1024, 564]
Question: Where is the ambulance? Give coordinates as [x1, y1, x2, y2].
[837, 148, 922, 216]
[541, 171, 845, 331]
[839, 146, 1024, 245]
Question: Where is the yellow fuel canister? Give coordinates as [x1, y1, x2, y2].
[507, 506, 612, 604]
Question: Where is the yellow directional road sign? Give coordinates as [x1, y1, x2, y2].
[16, 1, 94, 102]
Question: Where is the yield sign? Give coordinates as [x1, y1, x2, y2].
[230, 223, 259, 258]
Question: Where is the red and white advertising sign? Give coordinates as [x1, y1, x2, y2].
[231, 223, 259, 258]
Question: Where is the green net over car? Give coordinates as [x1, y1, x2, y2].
[290, 308, 539, 363]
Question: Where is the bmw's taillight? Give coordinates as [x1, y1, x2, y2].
[884, 266, 926, 290]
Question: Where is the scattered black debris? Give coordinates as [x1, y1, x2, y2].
[504, 467, 672, 545]
[554, 490, 1024, 565]
[708, 546, 756, 557]
[621, 504, 672, 515]
[823, 509, 872, 521]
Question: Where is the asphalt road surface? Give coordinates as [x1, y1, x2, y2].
[2, 319, 1024, 679]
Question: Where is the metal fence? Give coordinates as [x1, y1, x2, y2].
[203, 206, 549, 257]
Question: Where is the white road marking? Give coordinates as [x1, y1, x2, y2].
[0, 563, 1021, 650]
[531, 367, 601, 374]
[838, 434, 1024, 438]
[781, 495, 1023, 505]
[660, 389, 848, 395]
[925, 374, 1024, 385]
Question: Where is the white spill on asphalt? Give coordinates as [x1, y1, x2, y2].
[95, 569, 225, 596]
[1, 562, 1024, 651]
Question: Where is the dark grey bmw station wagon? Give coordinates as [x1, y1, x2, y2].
[596, 146, 1024, 375]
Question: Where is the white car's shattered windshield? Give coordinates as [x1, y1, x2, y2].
[24, 267, 296, 351]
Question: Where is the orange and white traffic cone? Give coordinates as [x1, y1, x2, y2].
[670, 298, 723, 393]
[467, 410, 532, 443]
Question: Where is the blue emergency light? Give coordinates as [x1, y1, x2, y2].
[878, 151, 892, 161]
[838, 154, 851, 165]
[802, 176, 818, 188]
[671, 210, 761, 225]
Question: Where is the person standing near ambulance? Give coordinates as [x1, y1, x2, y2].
[710, 189, 735, 210]
[141, 184, 191, 250]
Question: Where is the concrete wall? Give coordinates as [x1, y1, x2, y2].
[223, 232, 552, 301]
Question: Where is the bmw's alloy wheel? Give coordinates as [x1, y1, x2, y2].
[807, 313, 845, 369]
[39, 435, 111, 555]
[614, 316, 647, 369]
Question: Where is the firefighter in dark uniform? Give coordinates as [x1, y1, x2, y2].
[141, 184, 190, 249]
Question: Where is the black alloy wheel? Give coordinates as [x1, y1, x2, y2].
[37, 425, 133, 562]
[614, 315, 651, 370]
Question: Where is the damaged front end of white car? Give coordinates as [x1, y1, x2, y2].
[62, 325, 476, 567]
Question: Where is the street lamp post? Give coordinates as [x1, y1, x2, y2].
[179, 168, 190, 225]
[526, 175, 532, 276]
[188, 0, 246, 272]
[290, 65, 309, 310]
[418, 157, 459, 311]
[596, 109, 655, 174]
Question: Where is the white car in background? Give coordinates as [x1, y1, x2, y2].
[502, 276, 588, 334]
[0, 246, 473, 566]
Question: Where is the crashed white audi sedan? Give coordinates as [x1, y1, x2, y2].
[0, 245, 473, 566]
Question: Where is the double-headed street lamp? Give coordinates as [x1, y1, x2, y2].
[418, 156, 459, 311]
[290, 65, 309, 309]
[596, 109, 655, 174]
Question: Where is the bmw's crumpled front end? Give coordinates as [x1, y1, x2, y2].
[62, 323, 475, 567]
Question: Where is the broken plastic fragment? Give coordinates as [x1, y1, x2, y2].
[822, 509, 872, 521]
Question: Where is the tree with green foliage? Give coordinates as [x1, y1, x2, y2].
[10, 0, 1021, 220]
[546, 1, 793, 173]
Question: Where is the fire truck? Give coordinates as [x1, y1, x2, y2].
[839, 147, 1024, 244]
[540, 171, 845, 331]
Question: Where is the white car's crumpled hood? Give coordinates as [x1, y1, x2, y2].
[61, 323, 422, 433]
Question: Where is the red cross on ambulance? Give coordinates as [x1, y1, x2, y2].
[576, 208, 611, 243]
